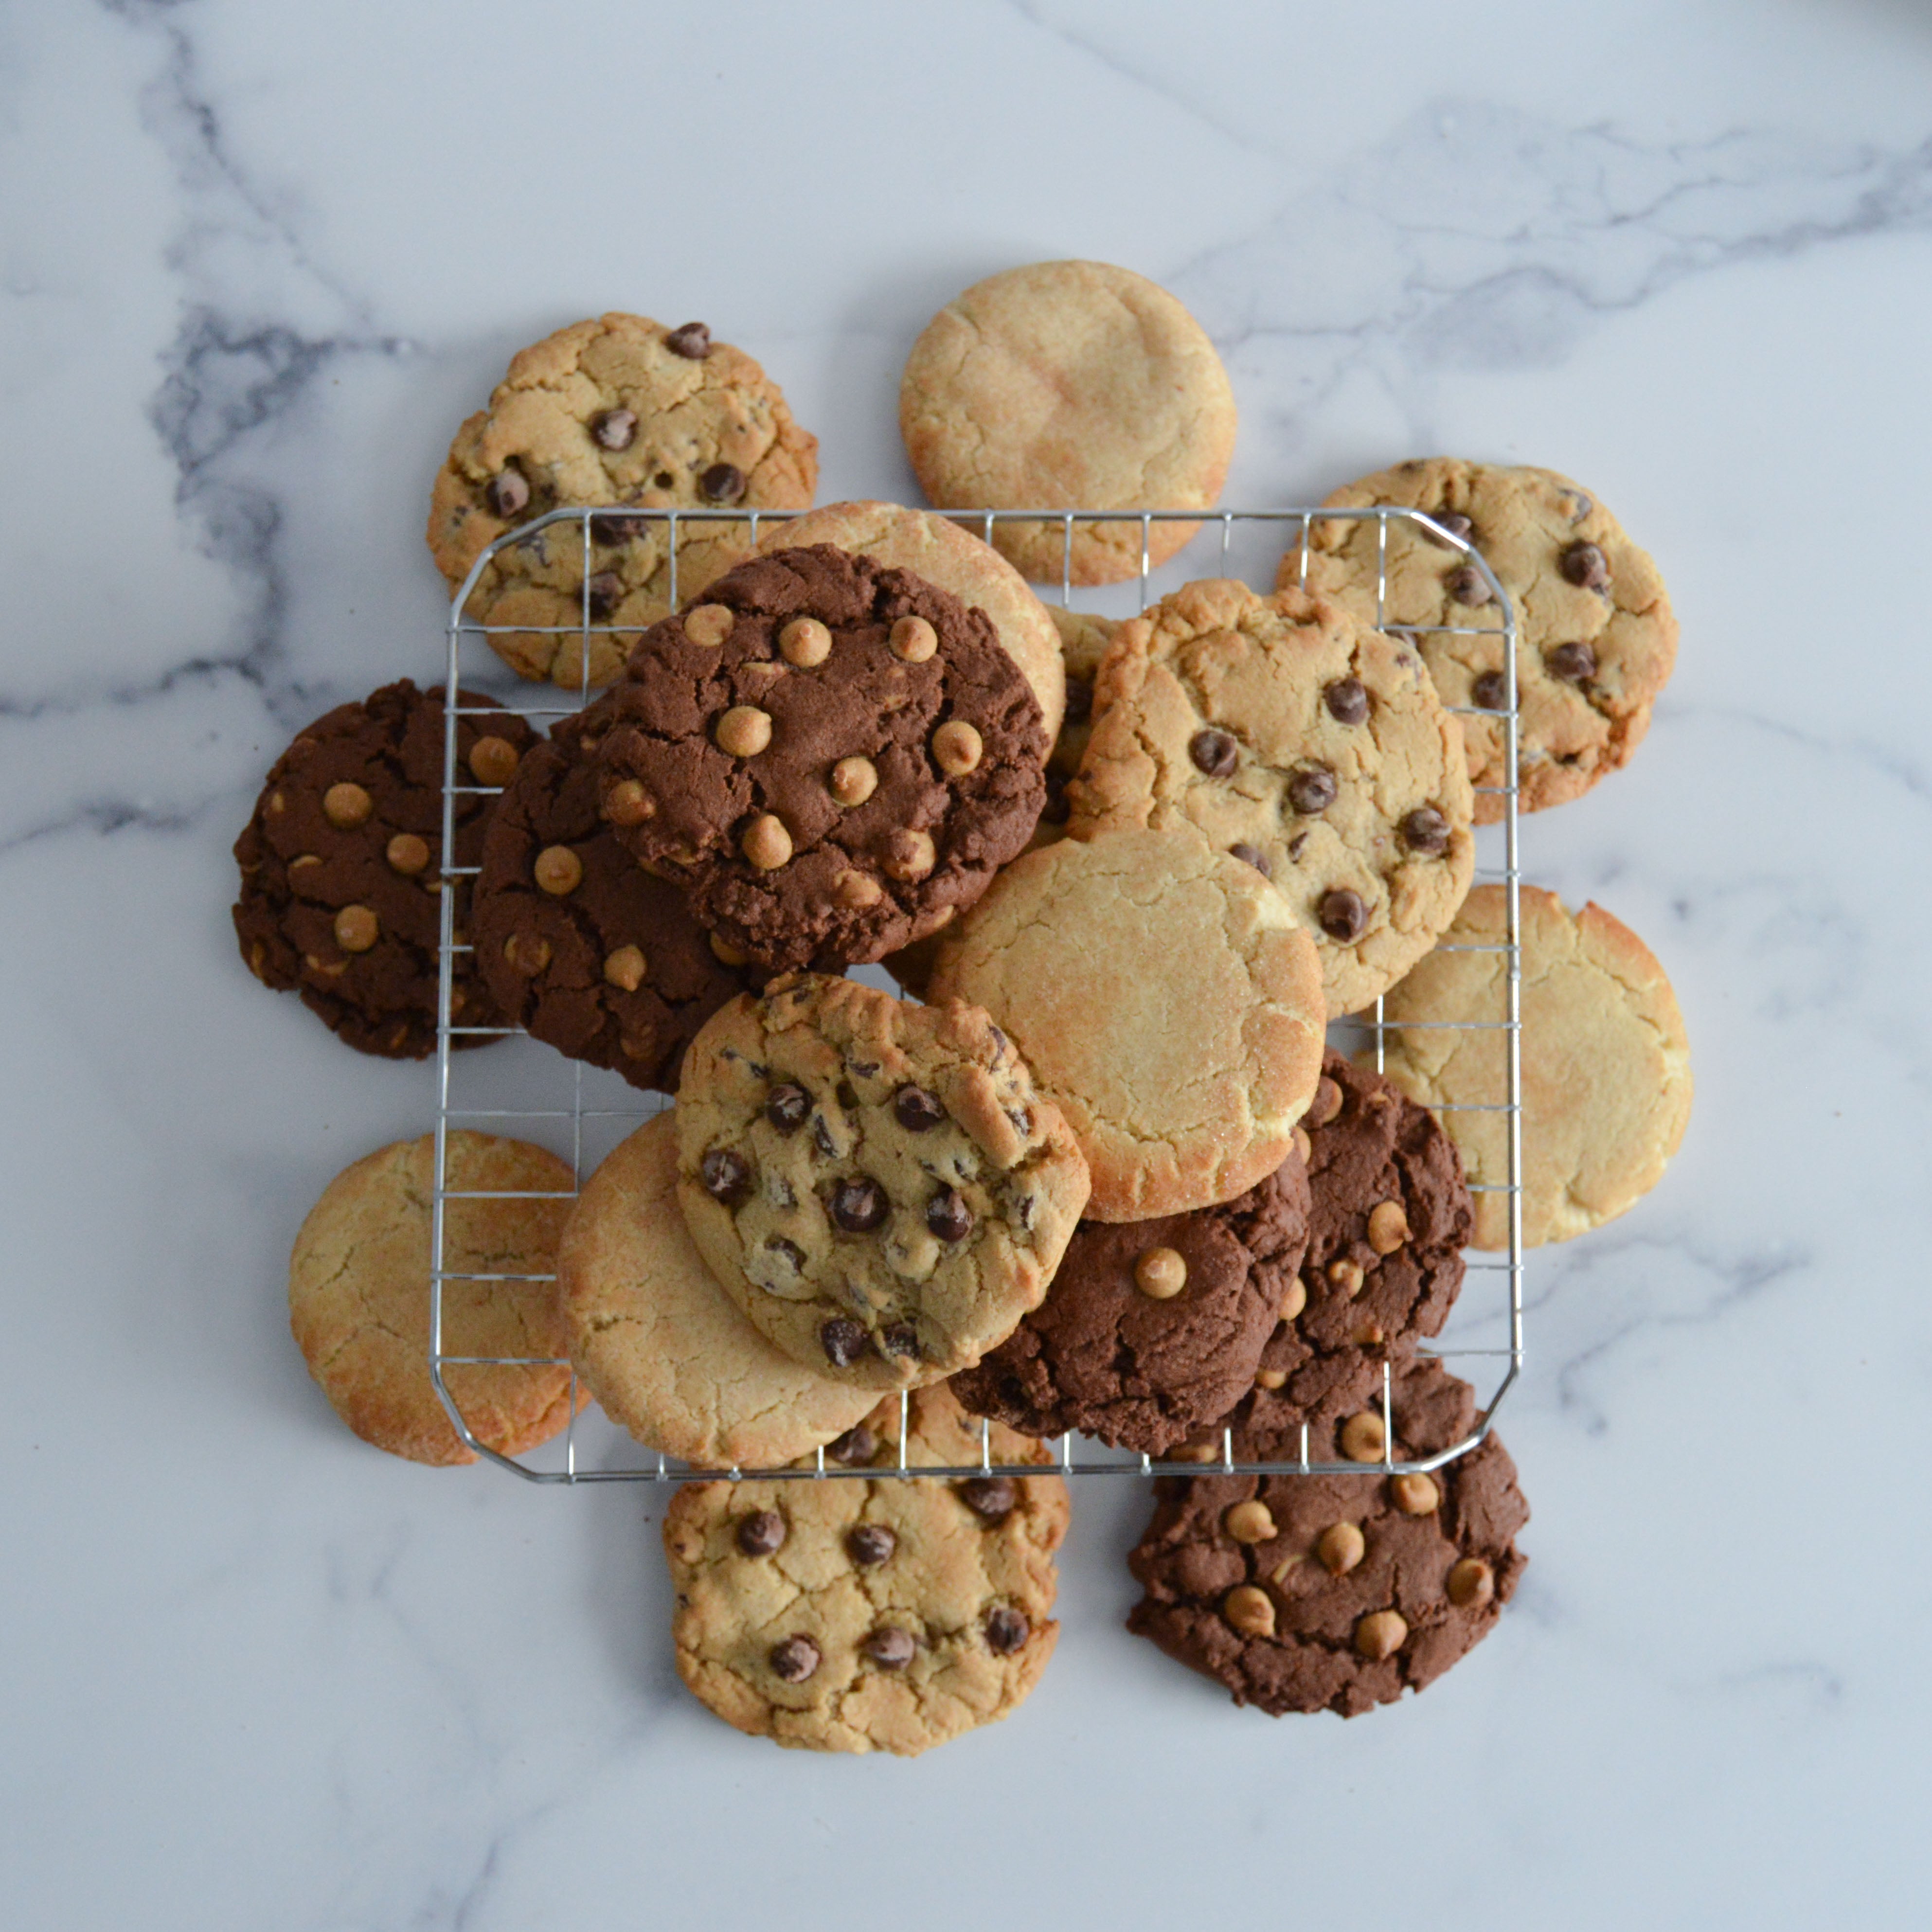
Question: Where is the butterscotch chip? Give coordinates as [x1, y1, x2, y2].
[603, 945, 647, 992]
[468, 735, 521, 787]
[1367, 1199, 1410, 1254]
[829, 755, 878, 807]
[715, 705, 774, 758]
[684, 604, 734, 647]
[931, 720, 983, 776]
[883, 829, 935, 882]
[1254, 1368, 1288, 1390]
[890, 615, 937, 662]
[1223, 1500, 1276, 1545]
[1133, 1246, 1188, 1300]
[709, 930, 751, 966]
[1447, 1556, 1496, 1608]
[1291, 1124, 1311, 1164]
[1327, 1257, 1365, 1296]
[835, 870, 883, 909]
[385, 833, 431, 877]
[1339, 1411, 1386, 1462]
[502, 931, 551, 976]
[741, 814, 793, 871]
[1316, 1521, 1366, 1575]
[323, 782, 373, 828]
[1279, 1277, 1307, 1322]
[1354, 1610, 1407, 1662]
[334, 905, 379, 953]
[533, 844, 583, 895]
[1391, 1472, 1439, 1515]
[1222, 1585, 1276, 1638]
[779, 616, 832, 666]
[603, 778, 653, 826]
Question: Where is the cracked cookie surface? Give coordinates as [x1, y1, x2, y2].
[1068, 578, 1474, 1015]
[925, 827, 1326, 1222]
[288, 1131, 580, 1466]
[675, 975, 1090, 1389]
[663, 1384, 1067, 1755]
[1286, 459, 1677, 819]
[427, 312, 818, 687]
[1373, 884, 1692, 1247]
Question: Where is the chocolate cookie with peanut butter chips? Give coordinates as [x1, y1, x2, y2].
[233, 680, 537, 1058]
[949, 1151, 1311, 1455]
[471, 706, 759, 1091]
[1127, 1359, 1528, 1717]
[674, 975, 1090, 1390]
[593, 544, 1049, 974]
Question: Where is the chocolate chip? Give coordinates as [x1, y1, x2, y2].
[597, 511, 642, 546]
[591, 409, 637, 451]
[765, 1082, 811, 1134]
[1423, 510, 1474, 547]
[863, 1627, 916, 1669]
[1288, 764, 1338, 815]
[1545, 641, 1598, 682]
[1189, 728, 1238, 778]
[485, 469, 529, 519]
[1287, 831, 1309, 861]
[700, 1147, 752, 1203]
[820, 1318, 870, 1368]
[699, 462, 746, 503]
[984, 1607, 1030, 1654]
[1400, 805, 1450, 855]
[836, 1080, 859, 1111]
[1324, 678, 1368, 725]
[1567, 493, 1593, 522]
[881, 1323, 921, 1360]
[830, 1178, 888, 1233]
[1561, 540, 1610, 590]
[1063, 677, 1093, 725]
[893, 1084, 946, 1132]
[769, 1635, 820, 1682]
[926, 1187, 973, 1243]
[1472, 670, 1509, 712]
[665, 321, 712, 359]
[1446, 563, 1493, 605]
[735, 1509, 786, 1556]
[847, 1524, 897, 1566]
[959, 1476, 1016, 1522]
[1318, 888, 1369, 941]
[585, 571, 621, 620]
[1230, 842, 1270, 877]
[811, 1117, 839, 1160]
[762, 1235, 804, 1276]
[826, 1423, 877, 1466]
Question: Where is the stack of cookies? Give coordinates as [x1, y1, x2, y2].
[243, 264, 1696, 1753]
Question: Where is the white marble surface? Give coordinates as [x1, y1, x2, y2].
[3, 1, 1929, 1924]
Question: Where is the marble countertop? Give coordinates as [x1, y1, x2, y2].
[5, 2, 1929, 1925]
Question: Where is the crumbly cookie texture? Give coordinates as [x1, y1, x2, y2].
[1286, 459, 1677, 820]
[664, 1385, 1067, 1756]
[675, 975, 1090, 1389]
[756, 501, 1067, 741]
[594, 545, 1048, 974]
[471, 707, 756, 1092]
[233, 680, 536, 1059]
[427, 312, 819, 687]
[925, 828, 1326, 1222]
[288, 1132, 580, 1466]
[950, 1152, 1311, 1455]
[898, 260, 1236, 585]
[557, 1114, 875, 1466]
[1068, 578, 1474, 1016]
[1374, 884, 1692, 1248]
[1127, 1360, 1528, 1717]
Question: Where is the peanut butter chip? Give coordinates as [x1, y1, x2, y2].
[385, 833, 430, 876]
[322, 782, 372, 828]
[1367, 1199, 1410, 1254]
[1391, 1473, 1440, 1515]
[603, 945, 646, 992]
[683, 604, 733, 648]
[534, 845, 583, 895]
[289, 854, 321, 872]
[1327, 1257, 1365, 1297]
[835, 870, 883, 909]
[333, 905, 379, 953]
[1447, 1557, 1496, 1608]
[1355, 1609, 1408, 1662]
[603, 778, 653, 826]
[1133, 1246, 1187, 1299]
[1340, 1411, 1387, 1463]
[741, 813, 793, 871]
[708, 930, 751, 966]
[1254, 1368, 1288, 1390]
[467, 736, 520, 786]
[504, 931, 551, 975]
[1223, 1585, 1276, 1639]
[779, 617, 832, 667]
[883, 828, 935, 882]
[716, 705, 773, 758]
[1291, 1125, 1311, 1164]
[931, 720, 983, 776]
[829, 755, 878, 806]
[1316, 1521, 1366, 1575]
[1224, 1501, 1277, 1544]
[1278, 1277, 1307, 1322]
[890, 615, 937, 663]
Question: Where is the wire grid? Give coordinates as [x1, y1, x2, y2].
[429, 505, 1524, 1484]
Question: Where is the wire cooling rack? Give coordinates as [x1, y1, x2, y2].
[429, 506, 1523, 1483]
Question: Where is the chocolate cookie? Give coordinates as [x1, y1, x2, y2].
[1127, 1359, 1528, 1716]
[233, 680, 536, 1058]
[950, 1153, 1311, 1454]
[593, 545, 1049, 974]
[471, 706, 756, 1091]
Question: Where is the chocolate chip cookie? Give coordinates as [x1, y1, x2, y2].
[471, 706, 756, 1091]
[1286, 459, 1678, 819]
[233, 680, 536, 1058]
[949, 1151, 1311, 1454]
[1067, 578, 1474, 1015]
[675, 975, 1090, 1389]
[593, 544, 1049, 974]
[1127, 1359, 1528, 1716]
[427, 312, 819, 687]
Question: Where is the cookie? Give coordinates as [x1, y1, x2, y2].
[233, 680, 537, 1058]
[755, 500, 1067, 740]
[427, 312, 819, 687]
[1286, 459, 1678, 820]
[288, 1131, 579, 1466]
[1374, 884, 1693, 1247]
[950, 1152, 1311, 1455]
[899, 261, 1236, 585]
[663, 1384, 1068, 1755]
[1067, 578, 1474, 1015]
[925, 828, 1326, 1222]
[471, 707, 755, 1091]
[675, 975, 1090, 1388]
[593, 544, 1048, 974]
[556, 1114, 876, 1466]
[1126, 1359, 1528, 1716]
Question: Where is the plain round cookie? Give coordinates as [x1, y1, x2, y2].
[1067, 579, 1475, 1015]
[427, 312, 819, 687]
[556, 1114, 875, 1466]
[1287, 459, 1678, 820]
[899, 261, 1236, 585]
[1127, 1360, 1528, 1717]
[663, 1385, 1067, 1755]
[594, 545, 1049, 974]
[676, 975, 1090, 1389]
[233, 680, 537, 1058]
[925, 828, 1326, 1222]
[288, 1132, 579, 1466]
[1373, 884, 1692, 1248]
[471, 707, 756, 1091]
[755, 501, 1066, 740]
